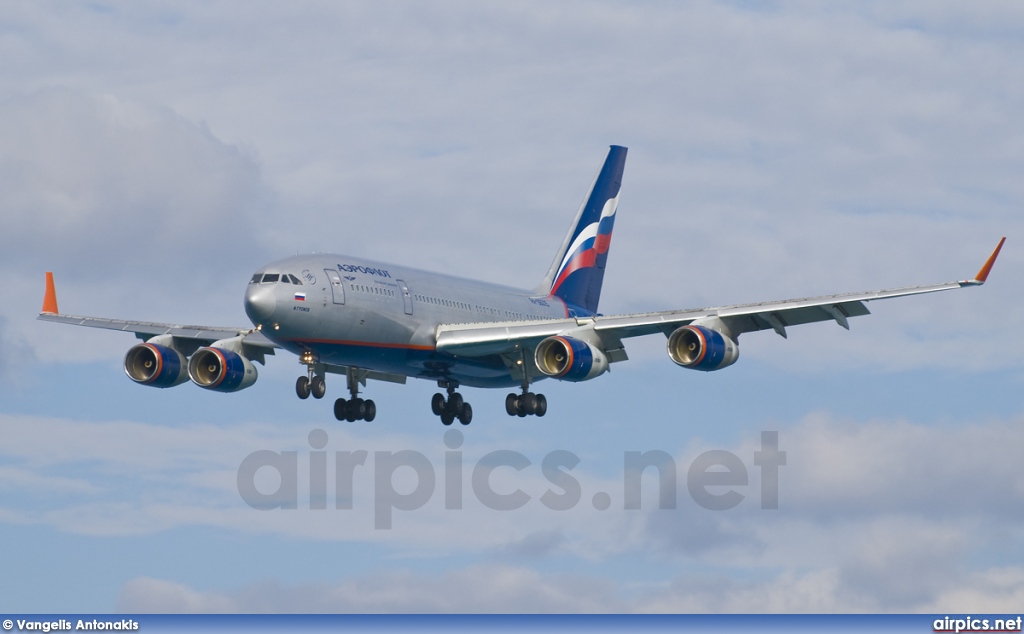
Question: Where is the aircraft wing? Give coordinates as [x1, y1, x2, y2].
[435, 237, 1005, 357]
[37, 311, 278, 362]
[36, 312, 275, 345]
[36, 273, 277, 361]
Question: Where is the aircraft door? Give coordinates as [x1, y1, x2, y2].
[397, 279, 413, 315]
[324, 269, 345, 305]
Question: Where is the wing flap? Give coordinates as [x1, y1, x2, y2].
[725, 301, 870, 338]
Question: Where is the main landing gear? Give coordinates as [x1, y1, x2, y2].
[334, 367, 376, 423]
[504, 350, 546, 417]
[432, 381, 472, 426]
[505, 386, 547, 417]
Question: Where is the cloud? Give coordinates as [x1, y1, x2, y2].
[6, 408, 1024, 611]
[0, 316, 34, 390]
[117, 577, 237, 614]
[777, 413, 1024, 521]
[0, 88, 274, 280]
[118, 565, 621, 613]
[835, 517, 965, 608]
[0, 465, 100, 496]
[0, 88, 278, 361]
[117, 560, 1024, 614]
[626, 413, 1024, 611]
[923, 567, 1024, 613]
[495, 529, 567, 558]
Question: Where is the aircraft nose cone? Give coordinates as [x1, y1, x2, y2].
[244, 285, 277, 322]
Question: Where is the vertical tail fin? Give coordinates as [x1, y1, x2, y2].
[538, 145, 627, 315]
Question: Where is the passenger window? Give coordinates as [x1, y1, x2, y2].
[262, 274, 279, 283]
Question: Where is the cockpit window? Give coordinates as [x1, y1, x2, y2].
[280, 275, 291, 284]
[261, 273, 280, 283]
[288, 274, 302, 285]
[249, 274, 262, 284]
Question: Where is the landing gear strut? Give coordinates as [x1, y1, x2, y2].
[335, 367, 376, 423]
[432, 381, 472, 425]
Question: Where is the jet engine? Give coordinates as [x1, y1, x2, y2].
[123, 341, 189, 388]
[534, 335, 609, 382]
[667, 324, 739, 371]
[188, 341, 258, 392]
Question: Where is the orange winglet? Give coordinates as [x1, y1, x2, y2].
[42, 272, 59, 314]
[974, 237, 1006, 283]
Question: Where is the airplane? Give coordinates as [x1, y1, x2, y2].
[38, 145, 1005, 425]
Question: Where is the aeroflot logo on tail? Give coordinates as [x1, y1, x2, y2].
[338, 263, 391, 278]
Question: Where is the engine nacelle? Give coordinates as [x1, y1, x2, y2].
[188, 344, 258, 392]
[123, 342, 189, 388]
[534, 335, 609, 382]
[667, 325, 739, 371]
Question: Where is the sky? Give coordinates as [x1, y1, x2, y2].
[0, 0, 1022, 614]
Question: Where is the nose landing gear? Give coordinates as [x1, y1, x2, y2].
[296, 350, 326, 400]
[295, 374, 326, 400]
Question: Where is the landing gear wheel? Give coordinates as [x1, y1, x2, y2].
[363, 399, 376, 422]
[458, 402, 473, 425]
[447, 392, 464, 413]
[311, 376, 326, 399]
[334, 398, 348, 421]
[506, 393, 519, 416]
[296, 376, 311, 399]
[346, 398, 365, 422]
[436, 383, 470, 425]
[535, 394, 547, 417]
[521, 392, 538, 415]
